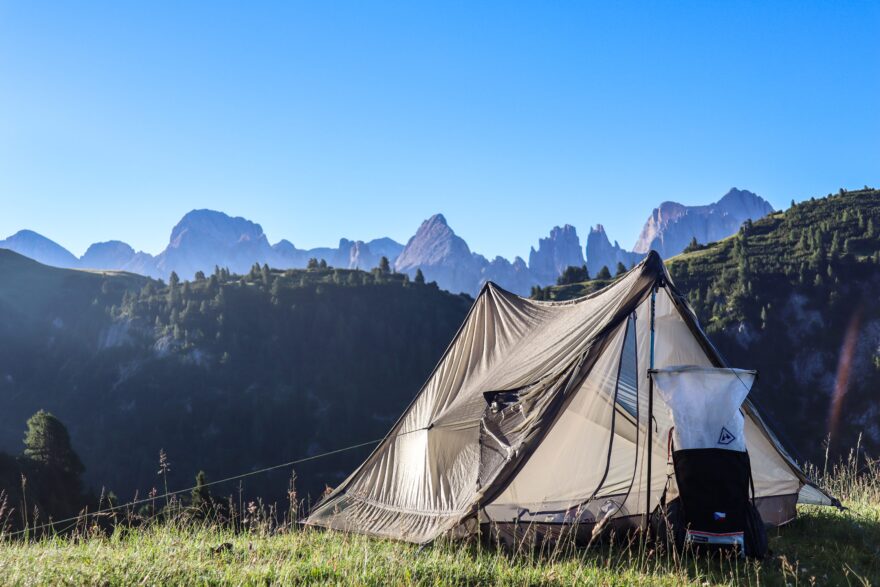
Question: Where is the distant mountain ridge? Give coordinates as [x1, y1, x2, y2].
[633, 188, 774, 257]
[0, 188, 774, 295]
[0, 230, 80, 269]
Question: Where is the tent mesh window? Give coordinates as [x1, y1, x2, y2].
[614, 314, 639, 419]
[590, 312, 641, 518]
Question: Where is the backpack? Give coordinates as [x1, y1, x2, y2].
[655, 444, 768, 559]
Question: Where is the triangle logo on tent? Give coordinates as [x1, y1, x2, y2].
[718, 427, 736, 445]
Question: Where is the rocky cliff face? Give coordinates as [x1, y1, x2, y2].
[154, 210, 274, 278]
[394, 214, 483, 295]
[528, 225, 585, 285]
[479, 256, 534, 296]
[585, 225, 644, 276]
[633, 188, 774, 256]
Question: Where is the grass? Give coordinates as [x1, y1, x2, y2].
[0, 502, 877, 586]
[1, 448, 877, 586]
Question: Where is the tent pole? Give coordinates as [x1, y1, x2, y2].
[645, 282, 657, 530]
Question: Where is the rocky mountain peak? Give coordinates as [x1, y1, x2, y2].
[528, 224, 585, 284]
[586, 225, 642, 276]
[168, 209, 268, 249]
[425, 213, 448, 227]
[633, 190, 773, 256]
[394, 214, 481, 295]
[0, 229, 80, 268]
[157, 210, 273, 278]
[80, 241, 137, 270]
[396, 214, 470, 269]
[716, 188, 774, 217]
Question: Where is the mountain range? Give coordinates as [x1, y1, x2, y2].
[0, 188, 772, 295]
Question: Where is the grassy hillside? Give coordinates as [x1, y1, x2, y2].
[0, 250, 147, 345]
[0, 252, 471, 504]
[1, 458, 878, 586]
[536, 188, 880, 461]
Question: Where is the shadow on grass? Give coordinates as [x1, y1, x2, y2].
[428, 506, 880, 586]
[764, 505, 880, 585]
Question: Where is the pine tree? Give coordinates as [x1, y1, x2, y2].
[191, 470, 213, 513]
[615, 262, 627, 276]
[23, 411, 84, 476]
[557, 265, 589, 285]
[169, 271, 180, 288]
[810, 240, 826, 271]
[415, 269, 425, 285]
[270, 278, 283, 304]
[378, 257, 391, 275]
[830, 232, 841, 258]
[596, 266, 612, 280]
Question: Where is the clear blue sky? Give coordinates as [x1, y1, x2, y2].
[1, 1, 878, 260]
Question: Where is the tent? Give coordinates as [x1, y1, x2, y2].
[305, 251, 834, 544]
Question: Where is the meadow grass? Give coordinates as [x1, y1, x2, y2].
[0, 451, 877, 586]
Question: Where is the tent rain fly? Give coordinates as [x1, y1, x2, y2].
[305, 251, 834, 544]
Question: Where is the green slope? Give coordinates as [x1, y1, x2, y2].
[0, 253, 471, 502]
[0, 248, 146, 325]
[538, 188, 880, 461]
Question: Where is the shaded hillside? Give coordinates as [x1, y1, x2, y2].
[536, 188, 880, 461]
[0, 251, 471, 502]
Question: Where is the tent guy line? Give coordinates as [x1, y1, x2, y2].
[3, 438, 383, 539]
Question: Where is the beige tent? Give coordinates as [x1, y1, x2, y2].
[306, 251, 834, 544]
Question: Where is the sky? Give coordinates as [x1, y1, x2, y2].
[1, 1, 878, 260]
